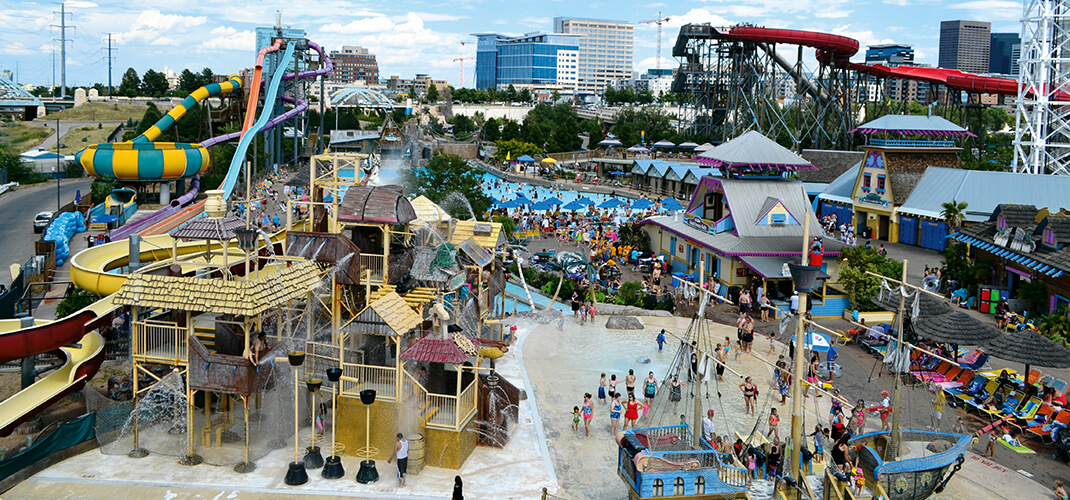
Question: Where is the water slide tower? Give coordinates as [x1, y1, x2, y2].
[1013, 0, 1070, 175]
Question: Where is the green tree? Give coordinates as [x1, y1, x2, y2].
[55, 288, 100, 318]
[520, 121, 548, 149]
[940, 199, 969, 233]
[426, 84, 440, 103]
[581, 118, 606, 146]
[199, 67, 215, 87]
[448, 114, 475, 135]
[141, 69, 170, 97]
[492, 139, 541, 162]
[506, 84, 517, 103]
[610, 106, 673, 146]
[178, 68, 201, 94]
[546, 115, 581, 153]
[0, 149, 47, 184]
[405, 153, 490, 219]
[517, 88, 532, 104]
[836, 245, 904, 311]
[617, 223, 652, 253]
[500, 120, 521, 142]
[482, 117, 501, 142]
[1040, 307, 1070, 344]
[118, 67, 140, 97]
[551, 90, 561, 102]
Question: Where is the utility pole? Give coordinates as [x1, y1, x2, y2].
[55, 118, 61, 212]
[50, 2, 73, 99]
[104, 33, 117, 96]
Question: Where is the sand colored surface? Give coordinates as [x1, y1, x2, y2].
[5, 312, 1049, 499]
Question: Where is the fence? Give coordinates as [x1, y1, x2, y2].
[360, 254, 385, 284]
[132, 320, 186, 365]
[306, 341, 398, 401]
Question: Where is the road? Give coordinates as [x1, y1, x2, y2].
[0, 178, 93, 284]
[28, 120, 122, 152]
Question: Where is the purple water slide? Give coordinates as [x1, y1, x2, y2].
[105, 42, 333, 241]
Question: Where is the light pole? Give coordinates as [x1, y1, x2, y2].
[55, 118, 61, 212]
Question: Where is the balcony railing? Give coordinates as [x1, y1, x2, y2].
[401, 370, 478, 431]
[342, 363, 397, 401]
[868, 138, 956, 148]
[360, 254, 385, 284]
[132, 320, 187, 365]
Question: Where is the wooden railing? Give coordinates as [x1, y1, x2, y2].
[360, 254, 385, 284]
[342, 363, 397, 401]
[133, 319, 187, 365]
[400, 370, 478, 431]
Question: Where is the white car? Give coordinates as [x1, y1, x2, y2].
[33, 211, 54, 233]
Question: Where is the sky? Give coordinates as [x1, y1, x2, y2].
[0, 0, 1027, 88]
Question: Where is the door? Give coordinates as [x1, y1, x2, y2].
[878, 215, 890, 240]
[919, 220, 950, 251]
[898, 215, 918, 246]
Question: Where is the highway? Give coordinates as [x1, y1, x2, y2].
[28, 120, 122, 152]
[0, 178, 93, 284]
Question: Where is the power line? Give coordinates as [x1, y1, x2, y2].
[103, 33, 117, 96]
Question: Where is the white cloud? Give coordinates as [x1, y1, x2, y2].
[816, 9, 853, 19]
[661, 8, 732, 29]
[0, 42, 36, 55]
[949, 0, 1021, 20]
[882, 0, 914, 5]
[407, 12, 469, 22]
[152, 36, 178, 46]
[64, 1, 99, 8]
[199, 28, 255, 51]
[114, 10, 208, 44]
[518, 16, 550, 29]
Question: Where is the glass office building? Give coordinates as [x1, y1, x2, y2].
[473, 32, 580, 90]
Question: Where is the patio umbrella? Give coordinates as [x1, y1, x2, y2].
[531, 200, 555, 211]
[500, 199, 523, 209]
[693, 142, 715, 153]
[982, 329, 1070, 379]
[678, 141, 700, 149]
[609, 170, 625, 175]
[913, 310, 1004, 345]
[516, 155, 535, 162]
[791, 330, 833, 353]
[599, 198, 625, 209]
[660, 198, 685, 211]
[544, 197, 563, 205]
[575, 197, 595, 206]
[625, 145, 650, 153]
[651, 139, 676, 149]
[490, 197, 503, 207]
[562, 200, 586, 211]
[513, 195, 533, 205]
[541, 158, 558, 163]
[630, 198, 655, 210]
[598, 138, 623, 147]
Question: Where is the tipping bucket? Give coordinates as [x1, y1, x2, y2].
[408, 433, 425, 475]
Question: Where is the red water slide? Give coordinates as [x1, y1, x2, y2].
[718, 26, 1025, 97]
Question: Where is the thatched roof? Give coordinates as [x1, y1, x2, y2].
[913, 310, 1004, 345]
[115, 261, 320, 316]
[982, 330, 1070, 369]
[369, 292, 422, 336]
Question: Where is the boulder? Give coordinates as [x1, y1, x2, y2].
[606, 316, 644, 330]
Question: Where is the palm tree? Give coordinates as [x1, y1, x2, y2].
[940, 199, 969, 232]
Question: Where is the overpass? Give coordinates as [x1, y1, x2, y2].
[0, 78, 43, 119]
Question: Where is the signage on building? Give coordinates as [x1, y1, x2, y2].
[858, 192, 889, 207]
[684, 214, 710, 233]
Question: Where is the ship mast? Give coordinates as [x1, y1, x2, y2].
[887, 260, 908, 461]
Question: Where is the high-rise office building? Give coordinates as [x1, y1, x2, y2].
[255, 26, 307, 81]
[939, 20, 991, 73]
[865, 44, 914, 66]
[552, 17, 634, 94]
[990, 32, 1021, 75]
[473, 32, 580, 91]
[326, 46, 379, 85]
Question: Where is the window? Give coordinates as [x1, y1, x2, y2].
[674, 477, 685, 495]
[696, 476, 705, 495]
[998, 214, 1006, 229]
[770, 213, 787, 224]
[862, 173, 871, 190]
[669, 236, 677, 256]
[1045, 228, 1057, 246]
[653, 479, 664, 496]
[876, 174, 886, 192]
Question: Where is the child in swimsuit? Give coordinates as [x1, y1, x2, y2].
[572, 406, 580, 432]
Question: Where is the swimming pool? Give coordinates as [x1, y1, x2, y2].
[481, 172, 638, 211]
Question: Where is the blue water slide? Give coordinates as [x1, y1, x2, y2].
[220, 42, 297, 200]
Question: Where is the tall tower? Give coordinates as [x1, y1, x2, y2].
[1013, 0, 1070, 175]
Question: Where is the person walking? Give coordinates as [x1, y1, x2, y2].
[625, 369, 636, 398]
[624, 394, 641, 430]
[453, 476, 464, 500]
[598, 373, 607, 405]
[643, 372, 658, 408]
[768, 408, 780, 439]
[610, 394, 623, 435]
[387, 432, 409, 487]
[669, 375, 684, 413]
[656, 329, 666, 352]
[740, 377, 757, 416]
[715, 344, 727, 382]
[581, 393, 594, 437]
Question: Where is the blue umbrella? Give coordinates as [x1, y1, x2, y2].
[609, 170, 625, 175]
[490, 197, 503, 207]
[599, 198, 625, 209]
[514, 195, 533, 205]
[630, 198, 655, 210]
[544, 197, 563, 205]
[531, 200, 555, 211]
[562, 200, 586, 211]
[575, 197, 595, 206]
[660, 198, 685, 211]
[516, 155, 535, 162]
[500, 199, 523, 209]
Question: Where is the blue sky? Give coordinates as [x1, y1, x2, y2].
[1, 0, 1025, 88]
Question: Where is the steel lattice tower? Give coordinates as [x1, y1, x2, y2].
[1013, 0, 1070, 175]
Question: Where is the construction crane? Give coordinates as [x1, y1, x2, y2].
[455, 41, 474, 88]
[638, 12, 671, 69]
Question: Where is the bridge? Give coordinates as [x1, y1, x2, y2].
[0, 78, 43, 120]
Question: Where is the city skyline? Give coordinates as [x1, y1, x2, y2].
[1, 0, 1027, 88]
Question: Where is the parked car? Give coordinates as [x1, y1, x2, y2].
[33, 211, 54, 233]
